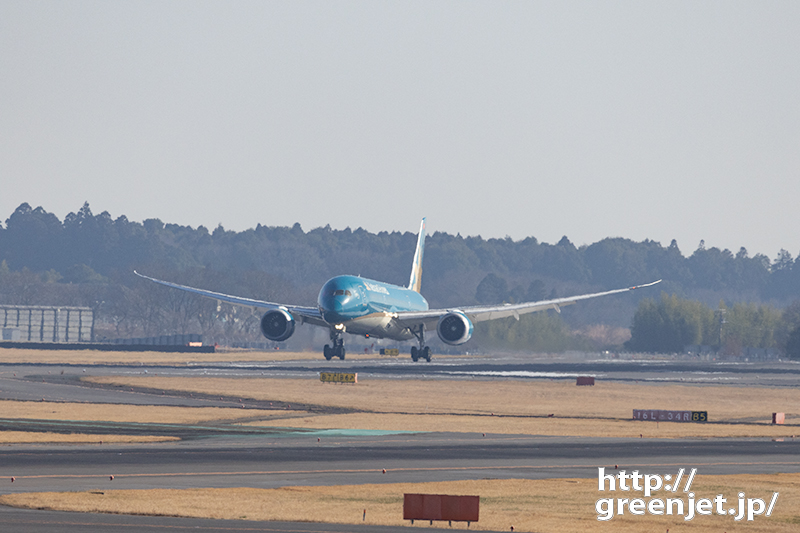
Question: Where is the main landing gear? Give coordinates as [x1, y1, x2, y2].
[409, 325, 431, 362]
[323, 329, 346, 360]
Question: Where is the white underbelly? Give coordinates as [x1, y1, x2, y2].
[343, 314, 414, 341]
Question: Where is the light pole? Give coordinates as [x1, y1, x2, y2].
[715, 308, 726, 354]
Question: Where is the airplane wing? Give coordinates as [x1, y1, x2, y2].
[133, 271, 327, 327]
[393, 280, 662, 329]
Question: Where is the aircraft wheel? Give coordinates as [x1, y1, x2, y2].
[338, 346, 346, 360]
[422, 346, 431, 362]
[411, 346, 419, 362]
[323, 345, 333, 360]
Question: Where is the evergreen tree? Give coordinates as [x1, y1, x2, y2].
[475, 273, 509, 304]
[626, 294, 715, 353]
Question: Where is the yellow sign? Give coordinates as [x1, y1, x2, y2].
[320, 372, 358, 384]
[380, 348, 400, 356]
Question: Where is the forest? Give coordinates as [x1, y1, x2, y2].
[1, 202, 799, 357]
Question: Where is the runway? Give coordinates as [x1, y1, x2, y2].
[0, 505, 442, 533]
[3, 434, 799, 494]
[3, 353, 799, 389]
[0, 353, 798, 531]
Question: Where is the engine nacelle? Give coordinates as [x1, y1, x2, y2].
[436, 311, 473, 345]
[260, 309, 296, 342]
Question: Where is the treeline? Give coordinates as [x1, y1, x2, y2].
[627, 294, 800, 359]
[1, 202, 799, 352]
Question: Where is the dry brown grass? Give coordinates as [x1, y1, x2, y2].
[0, 400, 300, 425]
[244, 412, 799, 439]
[2, 474, 798, 532]
[86, 376, 800, 438]
[86, 376, 798, 420]
[0, 431, 177, 444]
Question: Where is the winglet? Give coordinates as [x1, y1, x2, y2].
[407, 218, 426, 293]
[630, 279, 662, 290]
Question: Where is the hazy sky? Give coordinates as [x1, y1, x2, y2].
[2, 2, 798, 259]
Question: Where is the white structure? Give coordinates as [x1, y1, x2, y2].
[0, 305, 94, 343]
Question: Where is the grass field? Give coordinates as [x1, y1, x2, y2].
[3, 349, 798, 529]
[0, 431, 177, 444]
[2, 474, 797, 532]
[87, 376, 799, 438]
[244, 412, 799, 439]
[0, 400, 296, 425]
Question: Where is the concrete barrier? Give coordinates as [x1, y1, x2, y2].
[0, 341, 214, 353]
[773, 412, 785, 424]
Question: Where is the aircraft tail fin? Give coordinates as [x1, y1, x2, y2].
[407, 218, 426, 293]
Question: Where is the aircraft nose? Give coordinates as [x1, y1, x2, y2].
[319, 293, 347, 322]
[318, 278, 361, 322]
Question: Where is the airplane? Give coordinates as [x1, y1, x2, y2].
[134, 219, 660, 361]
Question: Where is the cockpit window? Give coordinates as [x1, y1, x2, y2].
[333, 290, 352, 297]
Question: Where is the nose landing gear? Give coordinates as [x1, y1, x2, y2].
[323, 329, 346, 360]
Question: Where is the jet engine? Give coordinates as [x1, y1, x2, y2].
[436, 311, 473, 345]
[260, 309, 296, 341]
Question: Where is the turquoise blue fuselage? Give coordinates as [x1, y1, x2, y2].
[317, 275, 428, 339]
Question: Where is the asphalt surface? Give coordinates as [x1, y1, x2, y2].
[4, 353, 800, 387]
[0, 505, 445, 533]
[3, 432, 799, 493]
[0, 353, 798, 531]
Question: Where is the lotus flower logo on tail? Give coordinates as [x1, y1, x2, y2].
[408, 218, 426, 293]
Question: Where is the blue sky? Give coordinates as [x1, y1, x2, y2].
[2, 1, 798, 259]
